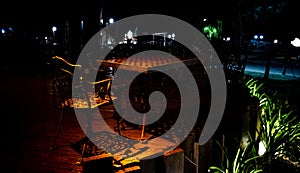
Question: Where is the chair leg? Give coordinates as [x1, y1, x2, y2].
[113, 111, 129, 135]
[75, 142, 87, 165]
[114, 118, 121, 135]
[50, 107, 64, 150]
[139, 114, 147, 143]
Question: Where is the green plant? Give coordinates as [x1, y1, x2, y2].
[209, 77, 300, 172]
[245, 77, 300, 171]
[208, 140, 263, 173]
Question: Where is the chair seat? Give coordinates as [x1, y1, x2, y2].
[63, 96, 117, 109]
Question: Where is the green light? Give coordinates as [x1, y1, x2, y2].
[203, 25, 218, 40]
[202, 19, 222, 40]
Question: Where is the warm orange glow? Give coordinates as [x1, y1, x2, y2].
[52, 56, 82, 67]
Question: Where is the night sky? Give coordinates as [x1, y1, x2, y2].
[1, 1, 237, 27]
[1, 0, 299, 44]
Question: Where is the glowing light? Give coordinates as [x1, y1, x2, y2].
[226, 37, 230, 41]
[81, 20, 84, 30]
[45, 36, 48, 40]
[274, 39, 278, 44]
[254, 35, 258, 39]
[100, 19, 103, 24]
[203, 25, 218, 40]
[240, 135, 249, 148]
[258, 141, 266, 156]
[109, 18, 114, 24]
[1, 28, 5, 34]
[259, 35, 264, 39]
[127, 30, 133, 39]
[291, 38, 300, 47]
[203, 18, 207, 22]
[8, 27, 13, 32]
[52, 26, 57, 32]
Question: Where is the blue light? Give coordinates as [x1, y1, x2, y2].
[81, 20, 84, 30]
[8, 27, 14, 32]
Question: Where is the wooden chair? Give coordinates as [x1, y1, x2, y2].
[49, 56, 114, 164]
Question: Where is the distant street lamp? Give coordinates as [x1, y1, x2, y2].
[171, 33, 175, 40]
[109, 18, 114, 24]
[259, 35, 264, 39]
[81, 20, 84, 30]
[291, 38, 300, 66]
[291, 38, 300, 47]
[52, 26, 57, 42]
[52, 26, 57, 32]
[254, 34, 263, 48]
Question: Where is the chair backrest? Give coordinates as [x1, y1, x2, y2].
[50, 56, 113, 108]
[50, 56, 83, 107]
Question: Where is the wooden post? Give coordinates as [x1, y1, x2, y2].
[194, 142, 199, 173]
[199, 138, 213, 173]
[140, 158, 157, 173]
[140, 155, 165, 173]
[164, 148, 184, 173]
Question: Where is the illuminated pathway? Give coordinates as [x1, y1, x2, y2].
[244, 58, 300, 80]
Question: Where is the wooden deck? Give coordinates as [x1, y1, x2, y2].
[1, 67, 86, 173]
[0, 64, 187, 173]
[0, 50, 230, 173]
